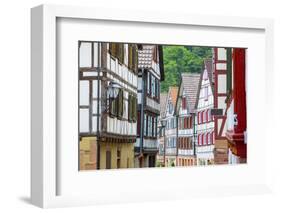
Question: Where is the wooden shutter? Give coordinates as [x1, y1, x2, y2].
[133, 96, 137, 122]
[109, 43, 117, 58]
[226, 48, 232, 95]
[109, 96, 117, 117]
[133, 45, 138, 73]
[182, 97, 186, 109]
[128, 44, 133, 70]
[117, 44, 124, 64]
[128, 93, 131, 121]
[120, 44, 124, 64]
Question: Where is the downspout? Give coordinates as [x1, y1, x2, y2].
[192, 113, 196, 162]
[97, 43, 101, 169]
[140, 68, 145, 157]
[176, 115, 179, 165]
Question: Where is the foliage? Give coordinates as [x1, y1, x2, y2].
[161, 46, 212, 92]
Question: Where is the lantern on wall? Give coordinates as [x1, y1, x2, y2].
[107, 81, 121, 98]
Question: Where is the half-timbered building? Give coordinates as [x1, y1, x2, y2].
[225, 48, 247, 164]
[79, 42, 138, 170]
[162, 87, 178, 167]
[135, 45, 164, 168]
[212, 47, 230, 164]
[195, 59, 215, 165]
[175, 73, 200, 166]
[156, 92, 168, 167]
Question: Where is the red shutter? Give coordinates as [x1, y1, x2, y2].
[182, 97, 186, 109]
[197, 112, 200, 124]
[206, 110, 209, 122]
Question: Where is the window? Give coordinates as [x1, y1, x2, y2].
[151, 117, 154, 137]
[155, 79, 159, 100]
[184, 117, 187, 129]
[144, 114, 147, 136]
[149, 116, 153, 137]
[128, 93, 137, 122]
[79, 42, 92, 68]
[202, 134, 205, 145]
[154, 117, 158, 137]
[206, 110, 209, 122]
[208, 133, 212, 145]
[147, 73, 151, 95]
[151, 75, 155, 97]
[128, 44, 138, 73]
[182, 97, 187, 109]
[109, 90, 119, 117]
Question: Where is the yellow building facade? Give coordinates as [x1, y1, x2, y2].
[99, 141, 134, 169]
[80, 136, 135, 170]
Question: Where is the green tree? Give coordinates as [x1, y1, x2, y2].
[161, 46, 212, 92]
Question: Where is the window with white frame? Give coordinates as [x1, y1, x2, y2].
[151, 75, 155, 97]
[144, 114, 147, 136]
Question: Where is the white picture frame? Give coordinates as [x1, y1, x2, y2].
[31, 4, 274, 208]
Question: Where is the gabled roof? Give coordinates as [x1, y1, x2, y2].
[175, 73, 201, 114]
[138, 45, 165, 81]
[195, 59, 214, 108]
[138, 45, 154, 68]
[205, 58, 214, 87]
[168, 87, 178, 107]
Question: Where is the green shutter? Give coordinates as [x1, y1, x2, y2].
[128, 44, 133, 70]
[133, 95, 137, 122]
[120, 44, 124, 64]
[226, 48, 232, 96]
[133, 45, 138, 73]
